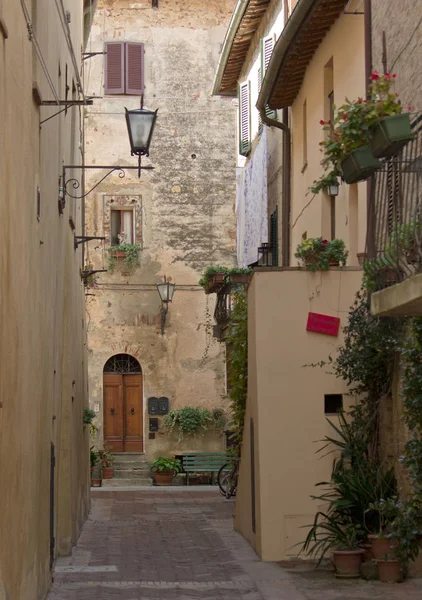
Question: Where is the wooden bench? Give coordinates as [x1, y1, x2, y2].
[181, 452, 227, 486]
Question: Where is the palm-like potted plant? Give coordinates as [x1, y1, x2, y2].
[99, 447, 115, 479]
[149, 456, 182, 486]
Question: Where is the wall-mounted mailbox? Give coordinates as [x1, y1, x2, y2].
[149, 417, 159, 432]
[148, 397, 159, 414]
[158, 397, 169, 414]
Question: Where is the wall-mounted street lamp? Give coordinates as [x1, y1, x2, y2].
[125, 107, 158, 177]
[327, 181, 339, 197]
[257, 242, 273, 267]
[156, 276, 176, 335]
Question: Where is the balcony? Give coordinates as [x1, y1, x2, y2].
[369, 114, 422, 316]
[213, 275, 250, 341]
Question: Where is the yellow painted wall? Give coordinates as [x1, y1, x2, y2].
[290, 11, 366, 264]
[0, 1, 90, 597]
[235, 268, 363, 560]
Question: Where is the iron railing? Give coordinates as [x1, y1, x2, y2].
[368, 114, 422, 291]
[213, 277, 250, 340]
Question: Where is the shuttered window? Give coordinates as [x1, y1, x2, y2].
[239, 81, 251, 156]
[105, 42, 144, 95]
[260, 36, 277, 120]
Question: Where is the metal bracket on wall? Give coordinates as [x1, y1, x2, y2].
[82, 52, 106, 61]
[74, 235, 105, 249]
[60, 164, 154, 211]
[39, 99, 94, 126]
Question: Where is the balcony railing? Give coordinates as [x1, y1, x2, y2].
[368, 114, 422, 291]
[213, 276, 250, 340]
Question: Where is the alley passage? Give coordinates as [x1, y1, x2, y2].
[49, 489, 422, 600]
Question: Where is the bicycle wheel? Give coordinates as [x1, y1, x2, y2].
[217, 463, 233, 496]
[225, 465, 238, 499]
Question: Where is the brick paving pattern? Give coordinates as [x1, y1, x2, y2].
[48, 488, 422, 599]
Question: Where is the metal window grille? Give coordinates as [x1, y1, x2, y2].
[103, 354, 142, 374]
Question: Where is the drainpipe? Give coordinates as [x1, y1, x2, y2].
[364, 0, 375, 258]
[258, 112, 291, 268]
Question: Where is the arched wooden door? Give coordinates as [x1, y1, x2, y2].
[103, 354, 143, 452]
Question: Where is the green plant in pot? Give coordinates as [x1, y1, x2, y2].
[91, 460, 102, 487]
[149, 456, 182, 486]
[367, 497, 403, 583]
[367, 72, 413, 158]
[198, 266, 229, 293]
[98, 447, 115, 479]
[107, 244, 141, 274]
[90, 446, 100, 472]
[83, 407, 96, 425]
[295, 237, 348, 271]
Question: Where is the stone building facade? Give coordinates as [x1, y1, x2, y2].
[84, 0, 237, 459]
[0, 0, 92, 598]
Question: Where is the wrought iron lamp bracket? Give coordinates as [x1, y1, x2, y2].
[74, 236, 106, 249]
[59, 164, 154, 213]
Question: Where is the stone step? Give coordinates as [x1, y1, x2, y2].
[101, 477, 152, 487]
[113, 461, 149, 469]
[114, 468, 150, 479]
[112, 453, 147, 464]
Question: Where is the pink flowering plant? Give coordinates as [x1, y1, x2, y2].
[295, 237, 348, 271]
[311, 72, 410, 193]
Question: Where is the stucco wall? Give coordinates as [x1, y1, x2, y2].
[0, 0, 90, 598]
[235, 268, 363, 561]
[290, 11, 367, 264]
[372, 0, 422, 112]
[84, 0, 237, 457]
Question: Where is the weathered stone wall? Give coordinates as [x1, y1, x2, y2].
[0, 0, 90, 598]
[372, 0, 422, 111]
[84, 0, 237, 457]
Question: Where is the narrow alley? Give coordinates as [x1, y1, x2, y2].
[48, 488, 422, 600]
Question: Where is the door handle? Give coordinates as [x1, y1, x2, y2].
[111, 408, 115, 415]
[130, 408, 135, 415]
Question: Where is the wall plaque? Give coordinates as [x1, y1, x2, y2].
[306, 312, 340, 337]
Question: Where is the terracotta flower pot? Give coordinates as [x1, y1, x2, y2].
[102, 467, 114, 479]
[360, 543, 374, 562]
[368, 534, 397, 559]
[376, 559, 402, 583]
[332, 549, 364, 578]
[229, 273, 251, 285]
[207, 273, 226, 294]
[357, 252, 368, 267]
[154, 470, 175, 486]
[91, 477, 102, 487]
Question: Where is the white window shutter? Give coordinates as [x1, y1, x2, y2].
[239, 81, 251, 156]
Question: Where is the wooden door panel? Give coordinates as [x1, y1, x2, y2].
[103, 374, 124, 452]
[123, 374, 143, 452]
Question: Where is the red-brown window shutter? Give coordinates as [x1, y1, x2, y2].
[105, 42, 125, 94]
[125, 43, 144, 95]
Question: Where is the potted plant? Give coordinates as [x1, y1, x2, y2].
[149, 456, 182, 486]
[226, 267, 252, 285]
[295, 237, 348, 271]
[83, 407, 96, 426]
[91, 463, 102, 487]
[107, 244, 141, 274]
[198, 266, 229, 294]
[367, 498, 403, 583]
[90, 446, 99, 476]
[367, 72, 413, 159]
[99, 447, 115, 479]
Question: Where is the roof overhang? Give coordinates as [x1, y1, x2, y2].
[212, 0, 272, 96]
[257, 0, 350, 111]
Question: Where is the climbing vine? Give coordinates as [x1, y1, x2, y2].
[163, 406, 226, 441]
[225, 289, 248, 442]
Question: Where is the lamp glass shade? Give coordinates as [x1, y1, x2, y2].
[125, 108, 158, 155]
[327, 182, 339, 196]
[157, 281, 175, 303]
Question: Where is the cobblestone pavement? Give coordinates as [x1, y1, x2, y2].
[48, 488, 422, 600]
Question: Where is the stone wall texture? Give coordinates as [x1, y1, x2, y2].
[84, 0, 237, 458]
[0, 0, 91, 598]
[372, 0, 422, 111]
